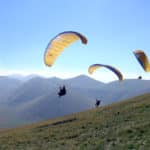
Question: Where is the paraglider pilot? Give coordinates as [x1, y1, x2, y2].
[138, 76, 142, 80]
[95, 99, 101, 108]
[58, 85, 66, 97]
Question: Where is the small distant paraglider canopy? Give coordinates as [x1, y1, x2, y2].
[44, 31, 87, 67]
[88, 64, 123, 81]
[133, 50, 150, 72]
[58, 85, 66, 97]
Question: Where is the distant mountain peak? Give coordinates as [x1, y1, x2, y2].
[66, 74, 101, 82]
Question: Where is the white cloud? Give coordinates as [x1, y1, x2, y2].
[0, 69, 149, 83]
[0, 69, 81, 79]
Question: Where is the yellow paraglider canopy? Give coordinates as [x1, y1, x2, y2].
[88, 64, 123, 81]
[133, 50, 150, 72]
[44, 31, 87, 67]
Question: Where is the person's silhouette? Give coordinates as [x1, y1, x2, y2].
[138, 76, 142, 80]
[58, 85, 66, 97]
[95, 99, 101, 107]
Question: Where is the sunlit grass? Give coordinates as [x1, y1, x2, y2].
[0, 93, 150, 150]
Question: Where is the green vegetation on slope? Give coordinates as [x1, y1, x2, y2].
[0, 93, 150, 150]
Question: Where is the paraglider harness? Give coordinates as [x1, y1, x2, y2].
[58, 85, 66, 97]
[138, 76, 142, 80]
[95, 99, 101, 108]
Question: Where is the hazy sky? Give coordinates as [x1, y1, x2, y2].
[0, 0, 150, 82]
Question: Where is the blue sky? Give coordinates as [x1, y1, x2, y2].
[0, 0, 150, 82]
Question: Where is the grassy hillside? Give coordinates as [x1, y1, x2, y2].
[0, 93, 150, 150]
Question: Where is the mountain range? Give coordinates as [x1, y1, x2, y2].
[0, 74, 150, 128]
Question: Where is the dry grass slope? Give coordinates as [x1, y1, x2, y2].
[0, 93, 150, 150]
